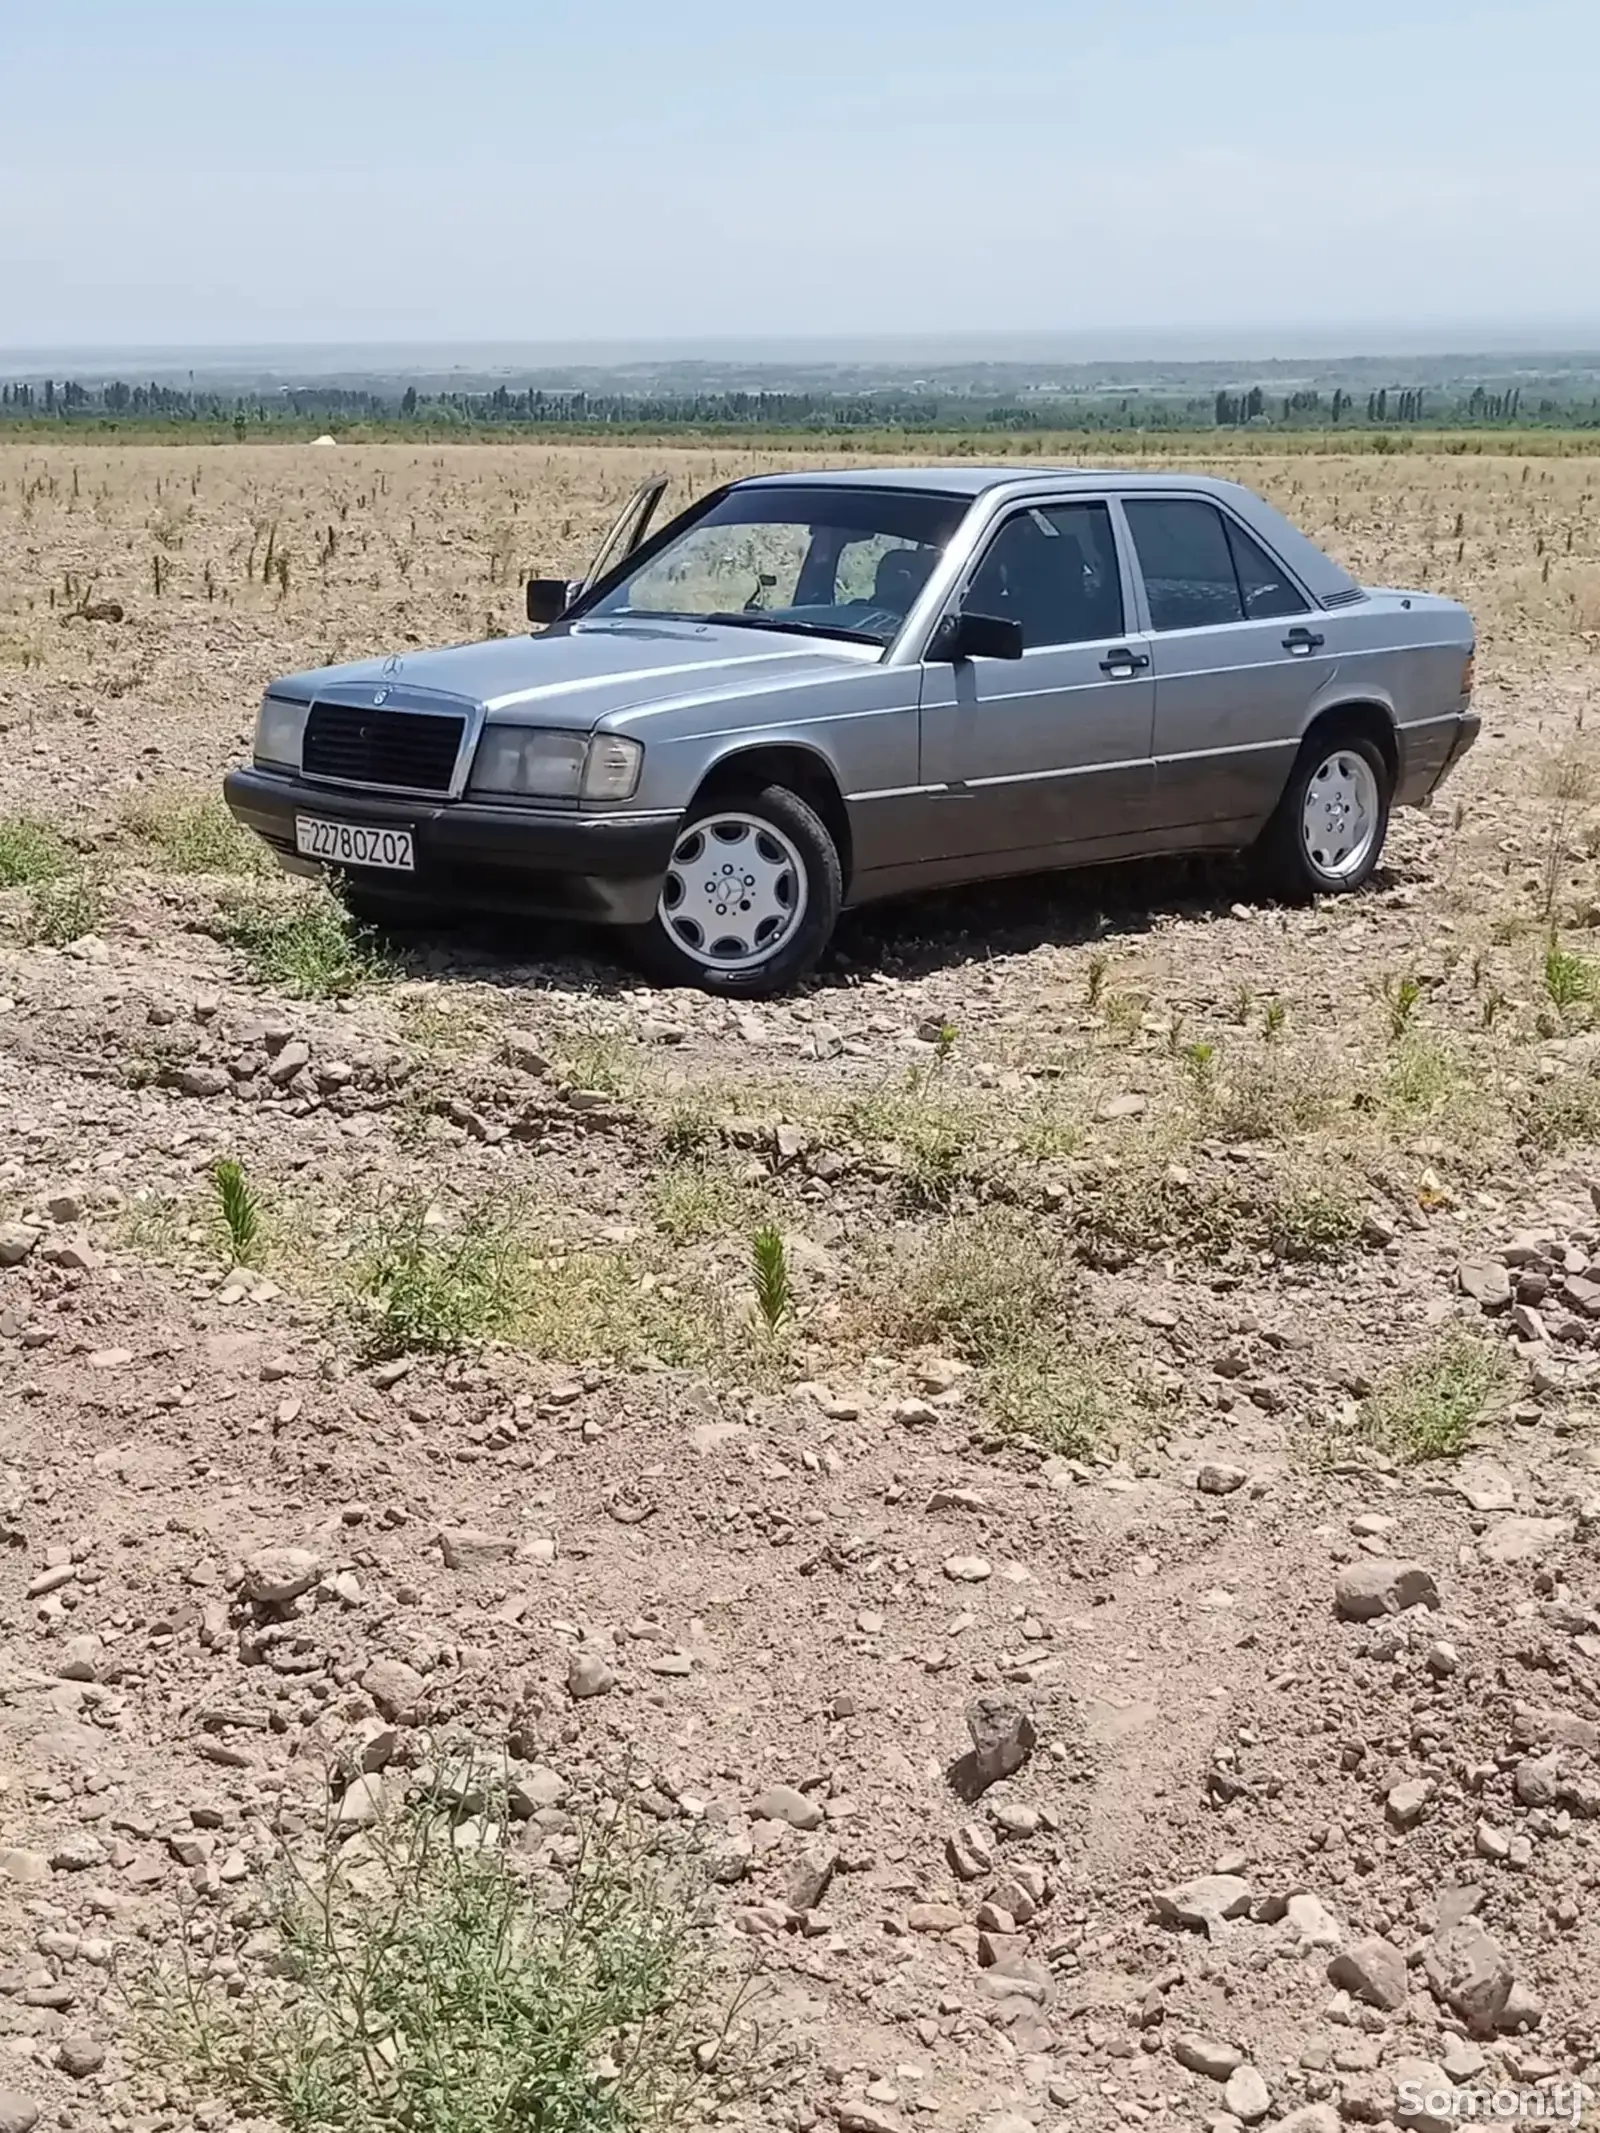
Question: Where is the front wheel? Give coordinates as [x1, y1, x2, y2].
[1254, 728, 1392, 901]
[626, 784, 841, 996]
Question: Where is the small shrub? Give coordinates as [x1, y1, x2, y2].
[210, 1159, 262, 1267]
[987, 1333, 1143, 1458]
[1073, 1161, 1359, 1267]
[1354, 1332, 1509, 1463]
[1383, 973, 1423, 1040]
[150, 1775, 740, 2133]
[27, 873, 103, 945]
[751, 1224, 793, 1331]
[221, 886, 392, 998]
[1206, 1047, 1339, 1142]
[866, 1213, 1074, 1364]
[0, 816, 72, 887]
[352, 1199, 528, 1357]
[1543, 936, 1597, 1017]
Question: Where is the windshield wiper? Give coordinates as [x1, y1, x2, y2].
[701, 612, 885, 646]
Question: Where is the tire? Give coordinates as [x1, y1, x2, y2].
[625, 783, 841, 997]
[1254, 726, 1392, 901]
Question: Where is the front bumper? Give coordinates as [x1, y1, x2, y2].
[223, 768, 679, 926]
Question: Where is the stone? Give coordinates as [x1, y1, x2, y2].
[503, 1033, 553, 1076]
[1479, 1516, 1572, 1566]
[948, 1820, 996, 1880]
[1458, 1256, 1511, 1308]
[56, 2036, 105, 2079]
[1153, 1873, 1253, 1937]
[916, 1355, 969, 1393]
[175, 1065, 231, 1098]
[335, 1774, 387, 1829]
[908, 1901, 962, 1933]
[361, 1656, 426, 1723]
[56, 1633, 104, 1682]
[1393, 2058, 1454, 2133]
[943, 1554, 992, 1582]
[1222, 2066, 1270, 2123]
[0, 1221, 41, 1266]
[567, 1651, 616, 1699]
[1275, 2113, 1340, 2133]
[958, 1695, 1037, 1794]
[1386, 1778, 1433, 1829]
[1334, 1559, 1440, 1621]
[836, 2109, 901, 2133]
[506, 1765, 566, 1817]
[267, 1039, 311, 1085]
[1172, 2032, 1243, 2080]
[1327, 1934, 1408, 2010]
[787, 1843, 839, 1912]
[0, 2092, 40, 2133]
[1197, 1462, 1248, 1495]
[1286, 1892, 1343, 1948]
[0, 1849, 51, 1885]
[438, 1527, 515, 1569]
[1453, 1460, 1516, 1512]
[753, 1784, 823, 1832]
[1423, 1920, 1513, 2035]
[241, 1546, 321, 1605]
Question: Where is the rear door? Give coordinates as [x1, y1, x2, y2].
[1122, 495, 1336, 837]
[917, 497, 1156, 865]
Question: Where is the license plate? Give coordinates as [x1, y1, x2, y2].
[294, 816, 415, 871]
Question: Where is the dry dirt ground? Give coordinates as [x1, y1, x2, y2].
[3, 441, 1600, 2133]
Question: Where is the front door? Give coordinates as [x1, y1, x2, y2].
[917, 498, 1156, 866]
[1122, 495, 1336, 836]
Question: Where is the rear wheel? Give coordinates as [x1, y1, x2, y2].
[1255, 726, 1392, 900]
[626, 783, 841, 996]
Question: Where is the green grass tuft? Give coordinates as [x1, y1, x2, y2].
[1353, 1331, 1510, 1463]
[0, 816, 73, 887]
[220, 885, 393, 998]
[351, 1199, 528, 1358]
[150, 1775, 741, 2133]
[26, 873, 104, 945]
[125, 791, 268, 875]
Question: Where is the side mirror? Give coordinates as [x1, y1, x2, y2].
[526, 577, 577, 627]
[929, 610, 1024, 663]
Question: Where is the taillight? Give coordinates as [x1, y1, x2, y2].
[1461, 649, 1475, 704]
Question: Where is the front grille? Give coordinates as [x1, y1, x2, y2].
[302, 702, 464, 793]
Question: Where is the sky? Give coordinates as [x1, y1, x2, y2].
[3, 0, 1598, 355]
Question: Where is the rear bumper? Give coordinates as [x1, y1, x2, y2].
[1398, 709, 1481, 808]
[223, 768, 679, 926]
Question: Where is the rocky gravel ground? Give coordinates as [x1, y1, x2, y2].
[3, 441, 1600, 2133]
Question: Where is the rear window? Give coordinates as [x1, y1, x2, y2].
[1124, 498, 1307, 631]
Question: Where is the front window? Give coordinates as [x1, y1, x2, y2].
[583, 485, 969, 649]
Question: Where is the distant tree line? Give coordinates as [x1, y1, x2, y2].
[0, 376, 1592, 433]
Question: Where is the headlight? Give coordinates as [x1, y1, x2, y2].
[469, 729, 642, 802]
[254, 695, 310, 770]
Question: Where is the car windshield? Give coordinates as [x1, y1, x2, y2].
[583, 485, 969, 648]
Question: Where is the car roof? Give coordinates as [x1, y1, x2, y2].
[731, 465, 1361, 600]
[735, 465, 1249, 498]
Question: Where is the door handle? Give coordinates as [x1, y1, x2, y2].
[1099, 648, 1151, 677]
[1283, 627, 1325, 654]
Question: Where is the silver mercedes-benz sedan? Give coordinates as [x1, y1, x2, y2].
[224, 465, 1479, 996]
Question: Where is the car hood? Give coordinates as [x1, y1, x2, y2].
[270, 618, 878, 730]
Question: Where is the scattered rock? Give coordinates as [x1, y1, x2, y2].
[438, 1527, 516, 1569]
[1196, 1462, 1248, 1495]
[1423, 1919, 1513, 2035]
[1334, 1559, 1440, 1621]
[1222, 2065, 1271, 2123]
[787, 1843, 839, 1912]
[361, 1656, 426, 1724]
[953, 1695, 1037, 1797]
[1153, 1873, 1253, 1938]
[1479, 1515, 1572, 1566]
[55, 2036, 105, 2079]
[241, 1546, 322, 1605]
[1172, 2032, 1243, 2080]
[754, 1784, 824, 1832]
[335, 1774, 387, 1829]
[567, 1651, 616, 1700]
[1327, 1934, 1408, 2011]
[1458, 1256, 1511, 1308]
[0, 2092, 40, 2133]
[0, 1220, 41, 1266]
